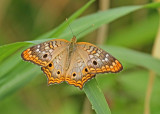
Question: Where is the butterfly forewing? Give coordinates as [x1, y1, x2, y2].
[77, 42, 123, 74]
[21, 39, 69, 66]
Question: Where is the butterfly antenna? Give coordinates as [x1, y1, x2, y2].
[66, 18, 75, 37]
[76, 24, 95, 38]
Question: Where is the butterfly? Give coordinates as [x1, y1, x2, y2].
[21, 36, 123, 89]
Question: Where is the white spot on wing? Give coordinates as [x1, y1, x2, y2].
[89, 55, 94, 58]
[97, 50, 101, 54]
[105, 57, 109, 61]
[106, 54, 109, 57]
[45, 43, 49, 46]
[49, 49, 53, 53]
[36, 49, 39, 52]
[87, 46, 94, 52]
[53, 41, 57, 47]
[95, 53, 99, 57]
[37, 45, 40, 48]
[45, 46, 50, 50]
[97, 58, 101, 62]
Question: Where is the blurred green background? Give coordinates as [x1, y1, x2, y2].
[0, 0, 160, 114]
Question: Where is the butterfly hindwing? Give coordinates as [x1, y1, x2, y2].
[41, 48, 69, 85]
[21, 39, 69, 66]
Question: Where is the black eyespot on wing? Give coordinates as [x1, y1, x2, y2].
[57, 71, 60, 74]
[93, 60, 97, 65]
[85, 68, 88, 72]
[43, 54, 48, 58]
[49, 63, 52, 67]
[73, 73, 76, 77]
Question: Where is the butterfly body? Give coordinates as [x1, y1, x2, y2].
[21, 37, 123, 89]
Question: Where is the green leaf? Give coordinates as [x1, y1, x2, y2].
[0, 42, 31, 63]
[143, 2, 160, 8]
[0, 64, 40, 100]
[107, 13, 159, 47]
[84, 79, 111, 114]
[59, 5, 143, 39]
[0, 51, 22, 78]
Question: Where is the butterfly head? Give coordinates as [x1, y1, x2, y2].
[71, 36, 77, 43]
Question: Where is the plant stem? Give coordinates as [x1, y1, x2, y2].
[144, 4, 160, 114]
